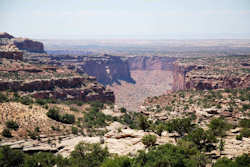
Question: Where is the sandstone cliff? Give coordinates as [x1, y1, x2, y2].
[127, 56, 176, 71]
[12, 38, 45, 53]
[172, 56, 250, 91]
[0, 32, 45, 53]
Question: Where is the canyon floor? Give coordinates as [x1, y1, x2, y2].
[108, 70, 173, 111]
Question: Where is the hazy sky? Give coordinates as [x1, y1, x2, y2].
[1, 0, 250, 39]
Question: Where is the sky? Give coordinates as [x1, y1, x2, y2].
[0, 0, 250, 39]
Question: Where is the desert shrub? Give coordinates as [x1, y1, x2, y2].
[0, 93, 8, 103]
[213, 154, 250, 167]
[71, 127, 78, 135]
[142, 134, 157, 147]
[0, 146, 25, 167]
[236, 135, 243, 140]
[185, 128, 217, 151]
[138, 115, 151, 131]
[70, 106, 79, 112]
[117, 112, 141, 129]
[239, 119, 250, 128]
[70, 142, 109, 167]
[47, 108, 75, 124]
[5, 120, 19, 131]
[61, 114, 75, 124]
[240, 128, 250, 138]
[119, 107, 127, 113]
[208, 118, 232, 137]
[27, 130, 39, 140]
[1, 129, 12, 138]
[83, 105, 113, 128]
[47, 108, 60, 121]
[35, 98, 47, 105]
[153, 123, 165, 136]
[101, 156, 132, 167]
[165, 105, 172, 111]
[89, 101, 104, 109]
[133, 143, 206, 167]
[19, 96, 33, 105]
[166, 117, 194, 137]
[241, 104, 250, 112]
[24, 152, 59, 167]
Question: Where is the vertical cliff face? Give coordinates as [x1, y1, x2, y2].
[12, 38, 45, 53]
[127, 56, 176, 70]
[172, 64, 196, 91]
[79, 55, 135, 85]
[172, 56, 250, 91]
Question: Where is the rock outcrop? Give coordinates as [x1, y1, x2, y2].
[0, 32, 45, 53]
[172, 56, 250, 91]
[79, 55, 135, 85]
[12, 38, 45, 53]
[0, 77, 114, 103]
[0, 32, 14, 39]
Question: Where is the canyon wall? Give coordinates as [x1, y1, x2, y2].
[172, 63, 250, 91]
[12, 38, 45, 53]
[0, 51, 23, 61]
[0, 32, 45, 53]
[0, 76, 114, 103]
[79, 55, 135, 85]
[127, 56, 176, 70]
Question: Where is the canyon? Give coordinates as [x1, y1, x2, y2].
[37, 53, 249, 110]
[0, 33, 249, 164]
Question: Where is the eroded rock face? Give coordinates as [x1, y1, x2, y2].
[0, 77, 115, 103]
[80, 55, 135, 85]
[0, 32, 45, 53]
[127, 56, 176, 71]
[12, 38, 45, 53]
[172, 57, 250, 91]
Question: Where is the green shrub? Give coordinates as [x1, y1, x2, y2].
[119, 107, 127, 113]
[5, 120, 19, 131]
[47, 108, 60, 121]
[239, 119, 250, 128]
[47, 108, 75, 124]
[142, 134, 157, 147]
[101, 156, 131, 167]
[72, 127, 78, 135]
[236, 135, 243, 140]
[24, 152, 59, 167]
[0, 146, 25, 167]
[213, 154, 250, 167]
[208, 118, 232, 137]
[185, 128, 217, 151]
[70, 142, 109, 167]
[166, 117, 194, 137]
[27, 130, 39, 140]
[240, 128, 250, 138]
[19, 96, 33, 105]
[138, 115, 151, 131]
[2, 129, 12, 138]
[61, 114, 75, 124]
[70, 106, 79, 112]
[0, 93, 8, 103]
[83, 107, 112, 128]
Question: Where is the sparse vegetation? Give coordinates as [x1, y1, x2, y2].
[142, 134, 157, 147]
[5, 120, 19, 131]
[2, 129, 12, 138]
[46, 108, 75, 124]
